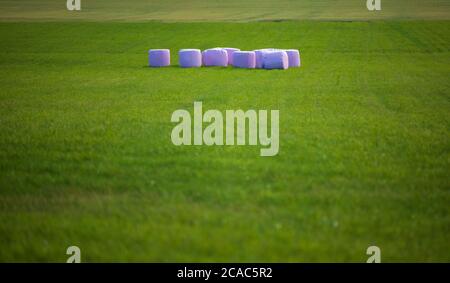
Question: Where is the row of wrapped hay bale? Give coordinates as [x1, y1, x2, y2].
[148, 48, 300, 69]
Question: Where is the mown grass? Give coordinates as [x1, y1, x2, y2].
[0, 20, 449, 262]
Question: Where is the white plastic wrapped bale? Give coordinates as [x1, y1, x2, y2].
[179, 49, 202, 68]
[262, 50, 289, 70]
[148, 49, 170, 67]
[202, 48, 228, 67]
[222, 47, 240, 65]
[285, 49, 301, 67]
[232, 51, 256, 69]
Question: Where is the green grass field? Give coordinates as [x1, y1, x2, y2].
[0, 1, 449, 262]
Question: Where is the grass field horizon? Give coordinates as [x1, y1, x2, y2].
[0, 1, 449, 262]
[0, 0, 449, 22]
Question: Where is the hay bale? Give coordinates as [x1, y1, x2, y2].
[222, 47, 240, 65]
[254, 48, 278, 69]
[285, 49, 301, 67]
[202, 48, 228, 67]
[253, 49, 288, 69]
[179, 49, 202, 68]
[148, 49, 170, 67]
[254, 49, 267, 69]
[262, 50, 289, 70]
[232, 51, 256, 69]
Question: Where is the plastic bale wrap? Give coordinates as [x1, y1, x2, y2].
[202, 48, 228, 67]
[179, 49, 202, 68]
[222, 47, 240, 65]
[232, 51, 256, 69]
[262, 50, 289, 70]
[148, 49, 170, 67]
[285, 49, 301, 67]
[254, 48, 279, 69]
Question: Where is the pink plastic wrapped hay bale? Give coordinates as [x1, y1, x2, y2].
[222, 47, 240, 65]
[148, 49, 170, 67]
[179, 49, 202, 68]
[285, 49, 301, 67]
[202, 48, 228, 67]
[232, 51, 256, 69]
[254, 48, 278, 69]
[262, 50, 289, 70]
